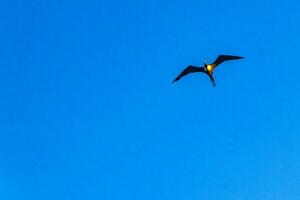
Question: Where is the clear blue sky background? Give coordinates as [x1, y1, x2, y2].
[1, 0, 300, 199]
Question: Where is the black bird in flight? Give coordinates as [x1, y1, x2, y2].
[172, 55, 244, 87]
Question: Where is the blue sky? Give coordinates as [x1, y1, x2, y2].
[1, 0, 300, 199]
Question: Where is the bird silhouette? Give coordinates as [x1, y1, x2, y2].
[172, 55, 244, 87]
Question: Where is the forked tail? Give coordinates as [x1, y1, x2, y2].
[209, 75, 216, 87]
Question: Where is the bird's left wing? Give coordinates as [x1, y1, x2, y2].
[172, 65, 204, 83]
[213, 55, 244, 67]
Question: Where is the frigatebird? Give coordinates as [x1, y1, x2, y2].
[172, 55, 244, 87]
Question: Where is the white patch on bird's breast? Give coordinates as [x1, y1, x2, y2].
[207, 64, 213, 71]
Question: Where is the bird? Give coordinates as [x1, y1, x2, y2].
[172, 55, 244, 87]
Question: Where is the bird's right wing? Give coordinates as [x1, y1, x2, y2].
[213, 55, 244, 67]
[172, 65, 204, 83]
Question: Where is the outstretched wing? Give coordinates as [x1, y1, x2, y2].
[213, 55, 244, 67]
[172, 65, 204, 83]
